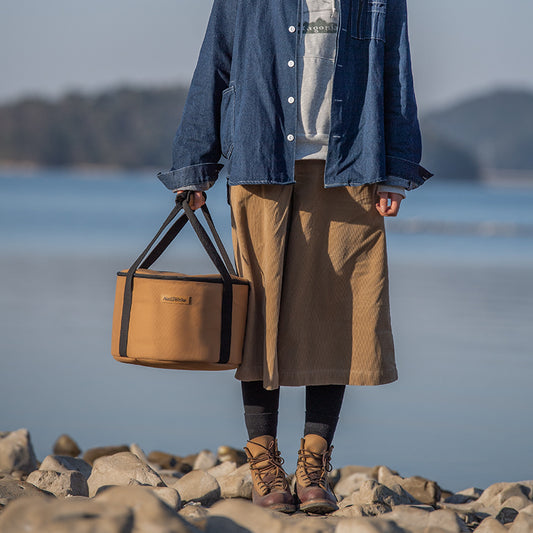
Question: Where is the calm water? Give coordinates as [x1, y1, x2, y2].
[1, 168, 532, 493]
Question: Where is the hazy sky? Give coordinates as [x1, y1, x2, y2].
[2, 0, 533, 113]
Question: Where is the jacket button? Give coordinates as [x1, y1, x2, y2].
[288, 25, 296, 33]
[288, 97, 295, 104]
[287, 134, 295, 141]
[288, 60, 295, 67]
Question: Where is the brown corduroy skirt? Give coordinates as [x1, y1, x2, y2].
[229, 159, 398, 390]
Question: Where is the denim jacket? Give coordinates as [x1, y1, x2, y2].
[157, 0, 433, 192]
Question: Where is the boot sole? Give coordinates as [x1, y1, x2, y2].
[269, 503, 297, 514]
[299, 499, 338, 514]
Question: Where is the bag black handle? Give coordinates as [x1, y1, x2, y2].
[119, 191, 238, 364]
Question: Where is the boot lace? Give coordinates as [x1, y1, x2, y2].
[246, 440, 289, 496]
[297, 446, 333, 490]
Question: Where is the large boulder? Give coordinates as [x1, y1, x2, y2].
[52, 434, 81, 457]
[172, 470, 221, 506]
[87, 451, 164, 497]
[95, 486, 194, 531]
[0, 486, 198, 533]
[217, 463, 252, 500]
[0, 496, 132, 533]
[39, 455, 92, 481]
[0, 429, 38, 474]
[205, 498, 284, 533]
[353, 480, 419, 508]
[26, 470, 88, 497]
[377, 466, 442, 506]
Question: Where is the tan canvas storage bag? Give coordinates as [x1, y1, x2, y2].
[111, 191, 249, 370]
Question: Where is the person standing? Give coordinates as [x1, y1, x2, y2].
[158, 0, 433, 514]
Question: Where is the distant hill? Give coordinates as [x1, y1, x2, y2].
[0, 86, 188, 169]
[422, 88, 533, 180]
[1, 85, 532, 184]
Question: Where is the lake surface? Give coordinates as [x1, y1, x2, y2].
[1, 168, 532, 492]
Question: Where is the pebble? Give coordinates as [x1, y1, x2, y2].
[52, 434, 81, 457]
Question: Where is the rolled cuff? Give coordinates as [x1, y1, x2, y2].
[385, 155, 433, 191]
[157, 162, 224, 191]
[377, 183, 406, 199]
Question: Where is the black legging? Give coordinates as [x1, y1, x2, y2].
[242, 380, 345, 447]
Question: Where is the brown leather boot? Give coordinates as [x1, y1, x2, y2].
[295, 434, 338, 514]
[244, 435, 296, 513]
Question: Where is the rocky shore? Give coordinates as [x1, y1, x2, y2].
[1, 429, 532, 532]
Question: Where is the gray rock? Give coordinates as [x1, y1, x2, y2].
[94, 485, 195, 531]
[218, 463, 252, 499]
[332, 503, 366, 517]
[354, 480, 417, 508]
[335, 472, 374, 498]
[87, 451, 164, 497]
[0, 473, 51, 505]
[0, 429, 38, 474]
[193, 449, 218, 471]
[475, 517, 508, 532]
[510, 510, 533, 532]
[173, 470, 221, 506]
[206, 498, 284, 533]
[52, 434, 81, 457]
[334, 502, 391, 517]
[126, 480, 181, 511]
[278, 514, 338, 532]
[0, 495, 133, 533]
[377, 466, 441, 506]
[129, 443, 149, 464]
[444, 487, 483, 504]
[159, 469, 184, 486]
[207, 461, 237, 481]
[179, 502, 210, 527]
[495, 506, 519, 524]
[386, 507, 470, 533]
[335, 517, 407, 532]
[82, 444, 130, 465]
[26, 470, 88, 497]
[519, 503, 533, 516]
[476, 482, 532, 511]
[39, 455, 92, 481]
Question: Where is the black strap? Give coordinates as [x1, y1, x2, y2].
[140, 213, 188, 269]
[119, 191, 236, 364]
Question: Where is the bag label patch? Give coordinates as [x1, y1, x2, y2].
[161, 295, 191, 305]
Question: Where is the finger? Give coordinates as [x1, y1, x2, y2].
[388, 199, 400, 216]
[376, 194, 389, 214]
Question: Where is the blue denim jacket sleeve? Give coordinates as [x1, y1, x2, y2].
[157, 0, 236, 191]
[383, 0, 432, 191]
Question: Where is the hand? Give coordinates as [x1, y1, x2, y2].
[176, 190, 206, 210]
[375, 191, 403, 217]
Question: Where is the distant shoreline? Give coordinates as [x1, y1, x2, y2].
[3, 162, 533, 188]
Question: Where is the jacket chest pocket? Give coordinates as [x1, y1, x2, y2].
[220, 85, 235, 159]
[351, 0, 387, 42]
